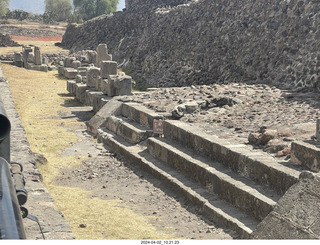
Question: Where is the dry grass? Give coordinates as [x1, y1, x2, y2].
[1, 62, 175, 240]
[3, 19, 67, 34]
[0, 40, 69, 55]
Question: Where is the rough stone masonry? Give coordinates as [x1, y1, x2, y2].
[59, 43, 134, 99]
[62, 0, 320, 89]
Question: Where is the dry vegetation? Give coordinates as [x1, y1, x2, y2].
[0, 37, 176, 238]
[0, 40, 69, 55]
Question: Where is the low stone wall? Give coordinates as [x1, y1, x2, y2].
[61, 0, 320, 89]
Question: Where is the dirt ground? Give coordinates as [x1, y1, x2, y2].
[54, 105, 236, 240]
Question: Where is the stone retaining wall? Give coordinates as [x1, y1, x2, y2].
[62, 0, 320, 89]
[125, 0, 190, 11]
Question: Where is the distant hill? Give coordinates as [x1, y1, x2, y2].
[9, 0, 45, 14]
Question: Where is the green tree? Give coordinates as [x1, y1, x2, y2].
[44, 0, 72, 22]
[73, 0, 118, 21]
[0, 0, 10, 18]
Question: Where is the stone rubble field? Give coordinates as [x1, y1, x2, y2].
[128, 83, 318, 164]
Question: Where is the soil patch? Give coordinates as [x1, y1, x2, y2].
[11, 35, 63, 42]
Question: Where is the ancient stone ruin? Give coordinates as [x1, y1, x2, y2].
[61, 0, 320, 90]
[60, 43, 134, 108]
[14, 46, 49, 72]
[2, 0, 320, 240]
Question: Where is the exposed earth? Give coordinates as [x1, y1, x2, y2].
[54, 106, 236, 239]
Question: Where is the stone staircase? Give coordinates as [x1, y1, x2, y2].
[85, 100, 302, 238]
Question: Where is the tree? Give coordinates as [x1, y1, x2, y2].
[73, 0, 118, 21]
[0, 0, 10, 18]
[44, 0, 72, 22]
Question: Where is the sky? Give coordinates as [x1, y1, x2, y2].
[9, 0, 127, 14]
[117, 0, 126, 11]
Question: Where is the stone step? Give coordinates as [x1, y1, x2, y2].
[121, 102, 165, 129]
[67, 80, 110, 112]
[163, 120, 300, 195]
[147, 137, 279, 221]
[104, 115, 153, 144]
[96, 128, 259, 238]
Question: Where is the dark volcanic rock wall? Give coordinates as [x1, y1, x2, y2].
[62, 0, 320, 89]
[125, 0, 189, 10]
[0, 33, 19, 47]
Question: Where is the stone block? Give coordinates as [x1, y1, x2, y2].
[67, 80, 76, 95]
[86, 100, 123, 134]
[95, 77, 102, 91]
[22, 46, 32, 67]
[48, 66, 56, 71]
[29, 64, 40, 71]
[27, 53, 34, 63]
[71, 60, 81, 69]
[96, 44, 111, 67]
[107, 75, 117, 96]
[105, 75, 133, 96]
[75, 75, 82, 83]
[24, 63, 32, 69]
[34, 46, 42, 65]
[105, 116, 152, 144]
[64, 57, 76, 67]
[100, 61, 117, 79]
[85, 91, 102, 107]
[101, 78, 108, 94]
[92, 94, 110, 112]
[14, 52, 23, 67]
[121, 103, 163, 129]
[64, 68, 78, 79]
[58, 66, 65, 76]
[75, 84, 89, 103]
[77, 67, 88, 76]
[86, 67, 100, 88]
[67, 80, 77, 95]
[28, 64, 48, 72]
[291, 141, 320, 172]
[114, 75, 133, 96]
[87, 50, 97, 65]
[42, 56, 49, 65]
[40, 65, 48, 72]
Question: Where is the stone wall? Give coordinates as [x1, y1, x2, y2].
[61, 0, 320, 89]
[125, 0, 190, 11]
[252, 171, 320, 239]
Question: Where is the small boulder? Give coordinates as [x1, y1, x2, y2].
[260, 129, 277, 145]
[248, 133, 260, 145]
[276, 146, 291, 157]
